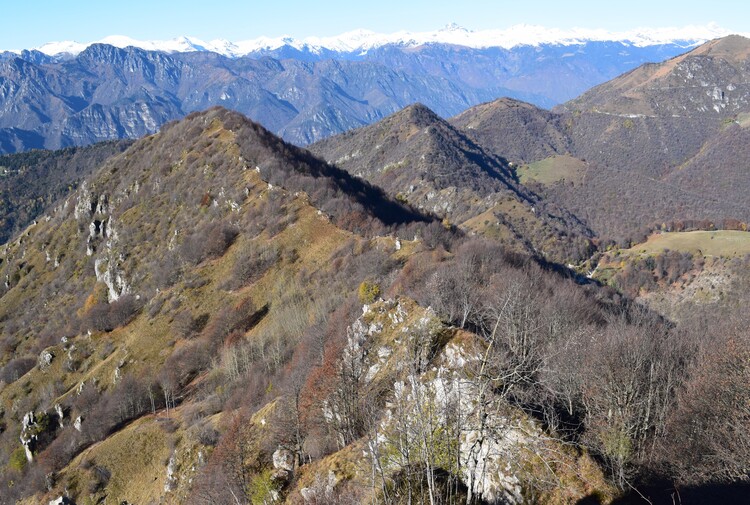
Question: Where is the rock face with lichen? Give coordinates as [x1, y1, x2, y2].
[20, 411, 52, 463]
[75, 183, 131, 301]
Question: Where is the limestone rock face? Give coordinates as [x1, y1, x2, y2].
[48, 496, 75, 505]
[164, 454, 177, 492]
[273, 447, 294, 472]
[20, 411, 39, 462]
[272, 446, 295, 483]
[300, 470, 339, 503]
[55, 403, 64, 428]
[38, 349, 54, 370]
[272, 447, 294, 473]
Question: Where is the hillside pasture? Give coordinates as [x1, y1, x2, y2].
[626, 230, 750, 257]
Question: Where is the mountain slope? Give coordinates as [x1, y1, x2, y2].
[561, 35, 750, 117]
[1, 107, 748, 505]
[450, 97, 571, 164]
[0, 106, 432, 501]
[553, 36, 750, 179]
[451, 36, 750, 242]
[310, 103, 593, 262]
[0, 106, 619, 505]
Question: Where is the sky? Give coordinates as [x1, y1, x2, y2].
[3, 0, 749, 49]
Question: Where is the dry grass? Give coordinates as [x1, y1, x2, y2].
[625, 230, 750, 258]
[59, 415, 173, 504]
[517, 155, 587, 185]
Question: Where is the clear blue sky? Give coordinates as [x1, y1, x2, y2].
[3, 0, 748, 49]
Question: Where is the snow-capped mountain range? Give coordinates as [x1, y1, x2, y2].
[8, 22, 745, 57]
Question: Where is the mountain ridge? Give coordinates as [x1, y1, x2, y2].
[1, 50, 750, 502]
[0, 36, 706, 153]
[452, 35, 750, 242]
[4, 23, 741, 57]
[310, 102, 595, 262]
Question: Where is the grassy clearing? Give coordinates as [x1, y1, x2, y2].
[516, 155, 587, 185]
[625, 230, 750, 257]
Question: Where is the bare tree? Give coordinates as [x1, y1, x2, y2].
[579, 310, 689, 487]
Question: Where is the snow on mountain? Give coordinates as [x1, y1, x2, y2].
[33, 40, 88, 56]
[15, 23, 746, 58]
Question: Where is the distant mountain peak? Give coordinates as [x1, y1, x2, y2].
[440, 22, 469, 33]
[6, 23, 745, 58]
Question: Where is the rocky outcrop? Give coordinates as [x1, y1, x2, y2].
[74, 182, 131, 300]
[272, 446, 295, 485]
[48, 496, 75, 505]
[300, 471, 339, 503]
[20, 411, 45, 462]
[164, 454, 178, 492]
[54, 403, 64, 428]
[38, 349, 54, 370]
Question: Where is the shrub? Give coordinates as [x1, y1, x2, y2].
[8, 446, 28, 472]
[81, 295, 142, 332]
[88, 465, 111, 494]
[180, 220, 239, 265]
[358, 280, 380, 304]
[224, 242, 280, 290]
[197, 423, 220, 447]
[0, 356, 36, 383]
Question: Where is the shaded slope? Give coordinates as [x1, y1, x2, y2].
[665, 122, 750, 215]
[310, 103, 518, 197]
[0, 140, 132, 245]
[450, 97, 570, 164]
